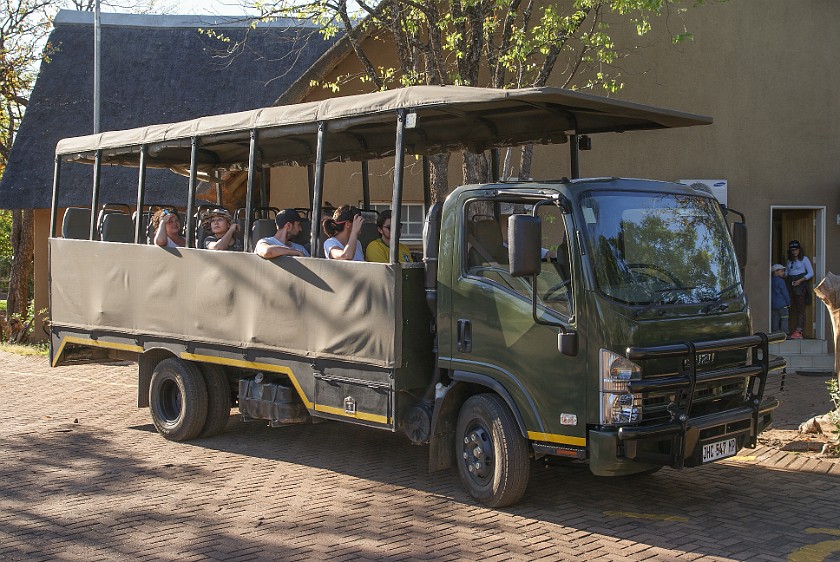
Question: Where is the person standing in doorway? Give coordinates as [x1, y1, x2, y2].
[770, 264, 790, 336]
[786, 240, 814, 339]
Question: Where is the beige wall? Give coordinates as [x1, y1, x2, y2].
[556, 1, 840, 338]
[271, 0, 840, 340]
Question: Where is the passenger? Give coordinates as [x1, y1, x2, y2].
[152, 208, 186, 248]
[322, 205, 365, 261]
[201, 208, 242, 251]
[254, 208, 310, 259]
[365, 210, 413, 263]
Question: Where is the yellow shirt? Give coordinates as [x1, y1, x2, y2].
[365, 238, 413, 263]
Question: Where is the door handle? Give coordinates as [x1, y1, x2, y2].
[457, 319, 472, 353]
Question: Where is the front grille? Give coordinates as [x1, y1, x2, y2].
[641, 379, 745, 424]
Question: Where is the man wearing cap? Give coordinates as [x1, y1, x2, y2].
[254, 209, 310, 259]
[202, 208, 243, 251]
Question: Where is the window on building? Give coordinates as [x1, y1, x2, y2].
[369, 203, 425, 241]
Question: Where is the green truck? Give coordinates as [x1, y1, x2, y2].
[49, 86, 784, 507]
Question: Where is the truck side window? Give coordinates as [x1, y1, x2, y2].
[464, 201, 573, 318]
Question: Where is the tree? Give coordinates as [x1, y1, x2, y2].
[0, 0, 164, 337]
[0, 1, 53, 328]
[248, 0, 710, 200]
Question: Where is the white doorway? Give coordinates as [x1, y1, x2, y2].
[769, 206, 825, 340]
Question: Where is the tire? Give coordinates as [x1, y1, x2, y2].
[149, 358, 208, 441]
[455, 393, 530, 508]
[198, 363, 232, 437]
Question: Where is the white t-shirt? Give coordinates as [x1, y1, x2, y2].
[255, 236, 310, 257]
[324, 237, 364, 261]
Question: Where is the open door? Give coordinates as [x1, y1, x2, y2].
[771, 208, 824, 339]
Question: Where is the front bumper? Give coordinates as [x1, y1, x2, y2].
[590, 332, 785, 476]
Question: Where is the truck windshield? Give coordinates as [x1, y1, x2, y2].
[579, 191, 740, 305]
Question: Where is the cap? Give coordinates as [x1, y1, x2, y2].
[771, 263, 785, 273]
[276, 208, 303, 229]
[201, 208, 231, 226]
[788, 240, 801, 250]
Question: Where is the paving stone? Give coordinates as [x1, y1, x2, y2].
[1, 352, 839, 561]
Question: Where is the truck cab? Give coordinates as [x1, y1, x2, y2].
[428, 178, 781, 500]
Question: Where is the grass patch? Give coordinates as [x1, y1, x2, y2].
[0, 300, 6, 313]
[0, 342, 49, 357]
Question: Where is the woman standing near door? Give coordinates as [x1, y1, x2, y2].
[786, 239, 814, 339]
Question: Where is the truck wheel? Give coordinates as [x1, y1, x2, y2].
[149, 358, 208, 441]
[456, 394, 530, 507]
[198, 363, 231, 437]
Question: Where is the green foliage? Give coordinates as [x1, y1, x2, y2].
[250, 0, 713, 97]
[826, 378, 840, 454]
[0, 211, 13, 258]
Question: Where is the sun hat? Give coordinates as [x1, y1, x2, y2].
[201, 208, 232, 227]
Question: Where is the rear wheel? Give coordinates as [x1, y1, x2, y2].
[455, 394, 530, 507]
[198, 363, 232, 437]
[149, 358, 208, 441]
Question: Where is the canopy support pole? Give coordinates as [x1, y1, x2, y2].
[186, 137, 199, 248]
[570, 133, 580, 180]
[389, 109, 407, 265]
[135, 145, 147, 244]
[244, 129, 258, 251]
[310, 122, 327, 255]
[361, 160, 370, 209]
[50, 156, 61, 238]
[89, 150, 102, 240]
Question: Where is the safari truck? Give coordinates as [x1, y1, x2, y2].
[48, 86, 784, 507]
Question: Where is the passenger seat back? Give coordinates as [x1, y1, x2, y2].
[62, 207, 92, 240]
[101, 213, 135, 243]
[250, 219, 276, 251]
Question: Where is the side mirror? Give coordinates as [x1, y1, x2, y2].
[732, 222, 747, 268]
[508, 214, 542, 277]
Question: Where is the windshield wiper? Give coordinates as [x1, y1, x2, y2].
[700, 281, 743, 313]
[633, 286, 696, 318]
[713, 281, 742, 301]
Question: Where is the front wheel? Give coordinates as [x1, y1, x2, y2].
[149, 358, 208, 441]
[455, 394, 530, 507]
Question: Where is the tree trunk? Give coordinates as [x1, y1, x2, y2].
[814, 273, 840, 385]
[462, 151, 489, 185]
[7, 209, 34, 320]
[428, 152, 450, 204]
[519, 145, 534, 180]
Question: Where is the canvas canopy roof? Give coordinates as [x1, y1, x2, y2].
[57, 85, 712, 172]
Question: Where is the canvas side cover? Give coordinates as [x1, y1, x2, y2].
[50, 239, 401, 368]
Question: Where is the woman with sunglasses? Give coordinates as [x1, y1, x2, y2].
[322, 205, 365, 260]
[151, 208, 186, 248]
[365, 210, 413, 263]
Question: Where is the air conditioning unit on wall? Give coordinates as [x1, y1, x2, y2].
[680, 179, 728, 206]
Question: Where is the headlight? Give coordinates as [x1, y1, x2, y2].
[600, 349, 643, 425]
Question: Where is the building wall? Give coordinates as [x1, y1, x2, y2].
[279, 0, 840, 342]
[566, 1, 840, 339]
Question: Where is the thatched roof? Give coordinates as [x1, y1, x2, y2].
[0, 10, 336, 209]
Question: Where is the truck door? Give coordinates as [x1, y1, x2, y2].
[447, 195, 587, 448]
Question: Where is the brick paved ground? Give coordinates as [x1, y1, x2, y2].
[1, 352, 839, 561]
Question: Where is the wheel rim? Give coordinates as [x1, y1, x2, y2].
[461, 420, 495, 484]
[158, 378, 183, 423]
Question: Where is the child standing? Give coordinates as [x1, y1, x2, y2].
[770, 263, 790, 335]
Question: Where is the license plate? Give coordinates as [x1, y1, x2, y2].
[702, 437, 738, 463]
